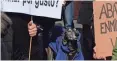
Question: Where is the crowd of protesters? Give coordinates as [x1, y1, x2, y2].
[1, 1, 117, 60]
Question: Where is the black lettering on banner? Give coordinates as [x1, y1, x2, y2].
[101, 22, 107, 34]
[114, 2, 117, 17]
[18, 0, 19, 2]
[35, 0, 39, 8]
[4, 0, 59, 8]
[23, 0, 26, 6]
[106, 2, 117, 18]
[99, 2, 117, 34]
[109, 19, 117, 31]
[14, 0, 19, 2]
[5, 0, 19, 2]
[110, 37, 117, 48]
[106, 3, 113, 18]
[15, 0, 19, 2]
[23, 0, 32, 6]
[40, 0, 43, 5]
[105, 21, 111, 33]
[99, 4, 107, 19]
[99, 2, 117, 19]
[44, 0, 47, 6]
[48, 1, 50, 7]
[100, 19, 117, 34]
[115, 19, 117, 31]
[109, 19, 114, 32]
[34, 0, 58, 8]
[56, 0, 58, 7]
[27, 0, 32, 4]
[51, 0, 55, 7]
[110, 38, 113, 47]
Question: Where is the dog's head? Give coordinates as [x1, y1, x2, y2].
[65, 28, 79, 41]
[64, 28, 79, 50]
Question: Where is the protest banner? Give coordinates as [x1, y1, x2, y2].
[1, 0, 63, 19]
[93, 1, 117, 58]
[0, 0, 1, 11]
[2, 0, 30, 15]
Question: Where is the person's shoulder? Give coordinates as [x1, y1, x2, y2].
[1, 12, 12, 23]
[1, 12, 12, 37]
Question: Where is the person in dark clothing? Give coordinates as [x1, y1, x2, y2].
[77, 1, 95, 60]
[5, 12, 45, 60]
[28, 16, 59, 60]
[5, 8, 59, 60]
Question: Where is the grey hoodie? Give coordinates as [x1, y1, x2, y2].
[1, 12, 13, 60]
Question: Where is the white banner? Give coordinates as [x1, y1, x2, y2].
[1, 0, 63, 19]
[0, 0, 2, 11]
